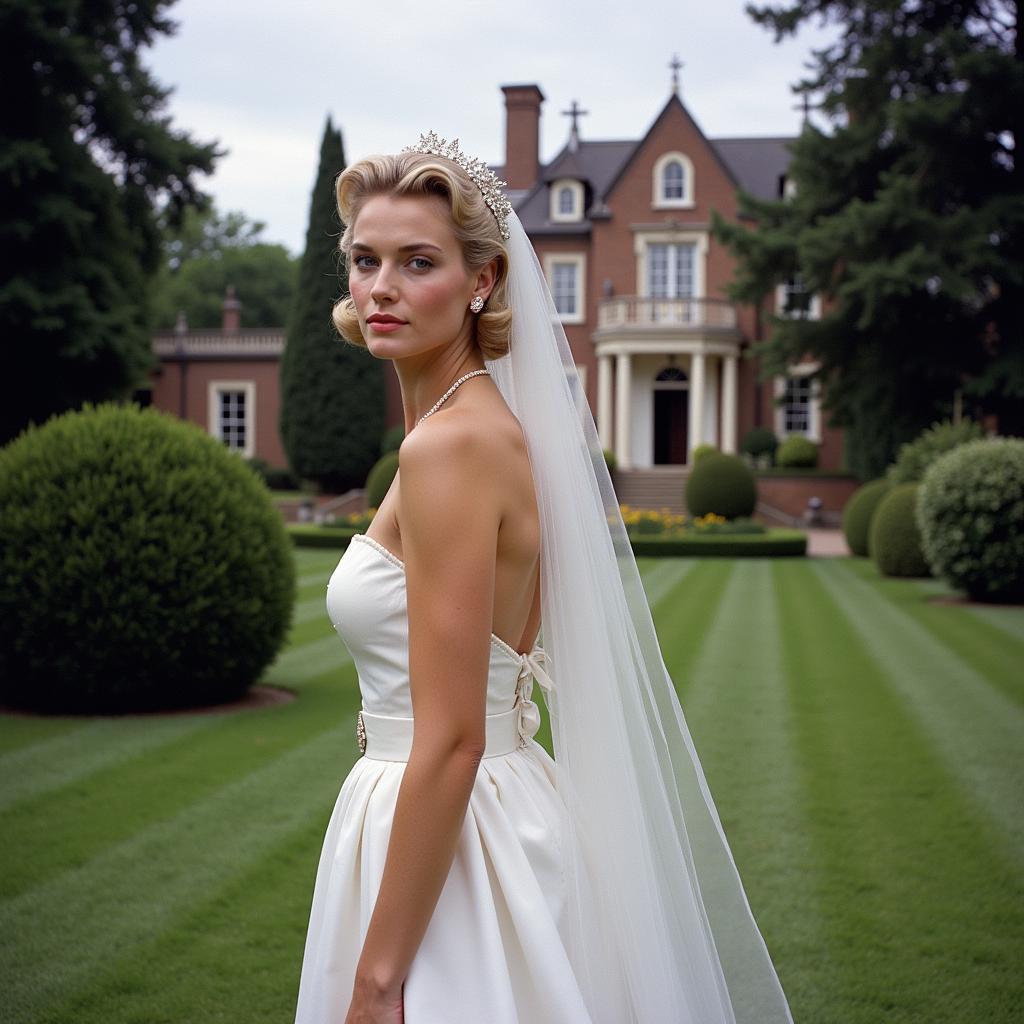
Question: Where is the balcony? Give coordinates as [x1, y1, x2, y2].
[596, 297, 738, 333]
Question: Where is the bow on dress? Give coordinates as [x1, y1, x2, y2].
[514, 647, 555, 748]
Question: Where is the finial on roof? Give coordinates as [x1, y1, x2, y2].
[793, 92, 820, 127]
[561, 99, 589, 153]
[669, 54, 684, 96]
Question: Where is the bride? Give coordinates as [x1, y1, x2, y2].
[293, 134, 793, 1024]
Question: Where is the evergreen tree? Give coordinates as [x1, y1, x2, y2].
[280, 117, 385, 492]
[1, 0, 221, 444]
[712, 0, 1024, 478]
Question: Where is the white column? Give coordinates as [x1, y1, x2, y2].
[615, 352, 632, 470]
[597, 354, 613, 451]
[722, 353, 738, 454]
[688, 351, 705, 462]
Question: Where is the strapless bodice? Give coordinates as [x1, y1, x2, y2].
[326, 534, 552, 728]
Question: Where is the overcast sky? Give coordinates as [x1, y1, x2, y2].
[148, 0, 838, 256]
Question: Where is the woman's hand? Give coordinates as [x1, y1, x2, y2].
[344, 978, 404, 1024]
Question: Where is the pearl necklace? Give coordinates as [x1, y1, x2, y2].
[415, 368, 491, 427]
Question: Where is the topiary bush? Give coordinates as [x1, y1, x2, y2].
[685, 453, 757, 519]
[0, 403, 296, 713]
[603, 447, 617, 473]
[692, 444, 718, 463]
[870, 483, 930, 578]
[917, 437, 1024, 602]
[842, 478, 890, 557]
[365, 450, 400, 509]
[776, 435, 819, 469]
[741, 427, 778, 467]
[381, 423, 405, 456]
[887, 417, 984, 485]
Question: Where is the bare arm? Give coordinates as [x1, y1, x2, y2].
[351, 417, 503, 999]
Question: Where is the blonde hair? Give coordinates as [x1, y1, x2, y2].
[332, 151, 512, 359]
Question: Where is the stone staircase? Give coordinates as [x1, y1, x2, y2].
[612, 467, 690, 514]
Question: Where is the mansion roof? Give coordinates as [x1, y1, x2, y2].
[496, 134, 795, 236]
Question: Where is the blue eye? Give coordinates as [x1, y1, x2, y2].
[352, 255, 377, 269]
[409, 257, 432, 270]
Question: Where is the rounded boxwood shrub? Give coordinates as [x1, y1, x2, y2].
[0, 403, 296, 713]
[603, 447, 617, 472]
[381, 423, 405, 456]
[365, 450, 400, 509]
[685, 453, 757, 519]
[776, 435, 819, 469]
[741, 427, 778, 463]
[870, 483, 930, 578]
[917, 437, 1024, 602]
[842, 478, 890, 557]
[887, 417, 984, 485]
[692, 444, 718, 463]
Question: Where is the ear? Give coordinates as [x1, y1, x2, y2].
[472, 258, 500, 302]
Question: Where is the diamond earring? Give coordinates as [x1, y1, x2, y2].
[470, 295, 485, 313]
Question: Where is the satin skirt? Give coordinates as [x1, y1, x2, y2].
[293, 738, 595, 1023]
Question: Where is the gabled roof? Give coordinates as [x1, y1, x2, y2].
[494, 95, 797, 234]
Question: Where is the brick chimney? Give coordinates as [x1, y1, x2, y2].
[501, 84, 545, 190]
[221, 284, 241, 332]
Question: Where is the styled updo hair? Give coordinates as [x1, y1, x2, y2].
[332, 151, 512, 359]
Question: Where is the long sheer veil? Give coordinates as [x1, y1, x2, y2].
[484, 210, 793, 1023]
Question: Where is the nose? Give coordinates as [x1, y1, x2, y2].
[369, 261, 398, 304]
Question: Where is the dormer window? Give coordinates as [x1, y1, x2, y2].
[652, 152, 695, 209]
[550, 178, 584, 223]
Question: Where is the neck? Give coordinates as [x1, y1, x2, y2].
[393, 340, 487, 434]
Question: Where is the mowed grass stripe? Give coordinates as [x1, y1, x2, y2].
[674, 559, 822, 1012]
[0, 714, 222, 814]
[636, 556, 700, 608]
[35, 809, 330, 1024]
[843, 560, 1024, 705]
[0, 636, 357, 901]
[651, 559, 736, 700]
[0, 724, 353, 1024]
[814, 560, 1024, 857]
[777, 561, 1024, 1023]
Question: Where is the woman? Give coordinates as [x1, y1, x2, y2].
[294, 134, 794, 1024]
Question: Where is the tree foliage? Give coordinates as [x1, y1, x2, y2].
[712, 0, 1024, 479]
[1, 0, 221, 444]
[279, 117, 386, 492]
[151, 205, 298, 329]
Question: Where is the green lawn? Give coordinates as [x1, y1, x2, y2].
[1, 551, 1021, 1023]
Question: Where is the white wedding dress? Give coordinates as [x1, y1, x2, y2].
[293, 532, 605, 1023]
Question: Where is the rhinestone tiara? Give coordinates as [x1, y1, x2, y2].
[401, 131, 513, 241]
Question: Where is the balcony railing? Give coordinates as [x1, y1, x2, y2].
[152, 329, 285, 358]
[597, 297, 737, 331]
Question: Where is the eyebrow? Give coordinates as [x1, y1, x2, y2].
[350, 242, 444, 254]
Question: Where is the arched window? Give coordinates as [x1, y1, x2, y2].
[652, 153, 695, 208]
[655, 366, 688, 383]
[550, 178, 584, 222]
[662, 160, 685, 201]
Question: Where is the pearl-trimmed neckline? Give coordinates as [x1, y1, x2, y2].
[348, 533, 529, 663]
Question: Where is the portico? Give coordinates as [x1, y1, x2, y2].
[594, 297, 741, 469]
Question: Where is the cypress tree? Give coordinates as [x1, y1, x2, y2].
[280, 117, 385, 491]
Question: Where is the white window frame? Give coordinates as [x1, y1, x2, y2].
[208, 380, 256, 458]
[652, 152, 695, 209]
[634, 229, 709, 300]
[774, 275, 822, 320]
[543, 252, 586, 324]
[773, 361, 822, 442]
[550, 178, 584, 223]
